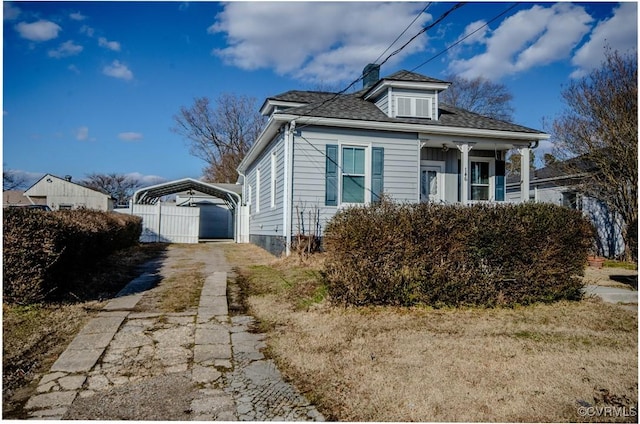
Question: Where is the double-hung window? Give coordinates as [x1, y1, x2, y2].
[341, 147, 366, 203]
[325, 144, 383, 206]
[470, 161, 490, 200]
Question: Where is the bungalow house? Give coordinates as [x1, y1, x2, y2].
[506, 156, 625, 258]
[237, 66, 549, 255]
[24, 173, 115, 211]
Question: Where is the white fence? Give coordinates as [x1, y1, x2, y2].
[115, 203, 200, 244]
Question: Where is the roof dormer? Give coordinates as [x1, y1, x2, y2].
[363, 68, 450, 121]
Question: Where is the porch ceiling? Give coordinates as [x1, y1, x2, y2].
[422, 139, 531, 151]
[133, 178, 241, 208]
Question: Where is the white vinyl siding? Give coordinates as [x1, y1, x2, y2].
[291, 127, 417, 237]
[255, 168, 260, 213]
[245, 134, 285, 236]
[270, 151, 276, 208]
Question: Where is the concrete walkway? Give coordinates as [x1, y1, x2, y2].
[583, 285, 638, 306]
[24, 245, 324, 421]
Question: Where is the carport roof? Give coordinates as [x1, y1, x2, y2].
[133, 178, 242, 207]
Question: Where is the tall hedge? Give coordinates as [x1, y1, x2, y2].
[323, 200, 594, 307]
[3, 209, 142, 304]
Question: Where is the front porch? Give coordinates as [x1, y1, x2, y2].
[419, 138, 533, 205]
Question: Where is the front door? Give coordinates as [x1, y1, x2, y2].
[420, 162, 444, 203]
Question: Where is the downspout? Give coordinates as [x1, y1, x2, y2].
[283, 120, 296, 256]
[236, 171, 246, 243]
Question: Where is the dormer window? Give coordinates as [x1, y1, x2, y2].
[396, 96, 433, 119]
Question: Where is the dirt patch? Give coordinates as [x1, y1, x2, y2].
[64, 372, 196, 420]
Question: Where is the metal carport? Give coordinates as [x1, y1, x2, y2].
[128, 178, 246, 243]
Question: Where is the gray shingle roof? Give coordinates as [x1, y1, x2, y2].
[267, 90, 336, 104]
[383, 70, 450, 84]
[269, 70, 545, 135]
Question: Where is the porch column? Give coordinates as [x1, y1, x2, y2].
[457, 143, 471, 205]
[520, 147, 530, 203]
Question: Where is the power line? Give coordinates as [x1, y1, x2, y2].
[292, 2, 467, 127]
[410, 2, 519, 74]
[370, 2, 433, 66]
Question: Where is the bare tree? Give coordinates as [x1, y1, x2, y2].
[172, 94, 266, 183]
[542, 153, 558, 167]
[3, 167, 27, 191]
[551, 48, 637, 261]
[505, 150, 535, 177]
[83, 173, 143, 205]
[441, 74, 515, 122]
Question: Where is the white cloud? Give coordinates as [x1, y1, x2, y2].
[4, 2, 21, 21]
[209, 2, 432, 83]
[80, 25, 94, 37]
[102, 60, 133, 81]
[570, 2, 638, 78]
[75, 126, 89, 141]
[118, 132, 143, 141]
[15, 20, 62, 42]
[69, 12, 86, 21]
[68, 64, 80, 74]
[448, 3, 593, 80]
[126, 172, 167, 186]
[48, 40, 83, 58]
[457, 19, 490, 46]
[98, 37, 121, 51]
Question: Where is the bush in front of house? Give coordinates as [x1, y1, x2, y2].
[323, 199, 594, 307]
[3, 208, 142, 304]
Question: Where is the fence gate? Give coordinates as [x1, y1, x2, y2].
[119, 203, 200, 243]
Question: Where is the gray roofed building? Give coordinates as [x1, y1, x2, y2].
[237, 66, 550, 255]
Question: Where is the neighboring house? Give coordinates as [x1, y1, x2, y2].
[238, 66, 549, 255]
[506, 157, 625, 258]
[24, 173, 115, 211]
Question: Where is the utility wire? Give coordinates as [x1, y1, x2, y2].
[288, 3, 521, 201]
[370, 2, 433, 66]
[291, 1, 467, 128]
[410, 2, 519, 73]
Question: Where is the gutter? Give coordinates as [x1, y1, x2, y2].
[506, 172, 592, 188]
[274, 114, 550, 141]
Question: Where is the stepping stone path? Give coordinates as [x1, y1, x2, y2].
[24, 244, 324, 421]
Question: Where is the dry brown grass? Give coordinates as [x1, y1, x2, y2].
[226, 245, 638, 422]
[158, 267, 205, 312]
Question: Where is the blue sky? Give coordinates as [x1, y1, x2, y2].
[3, 1, 637, 188]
